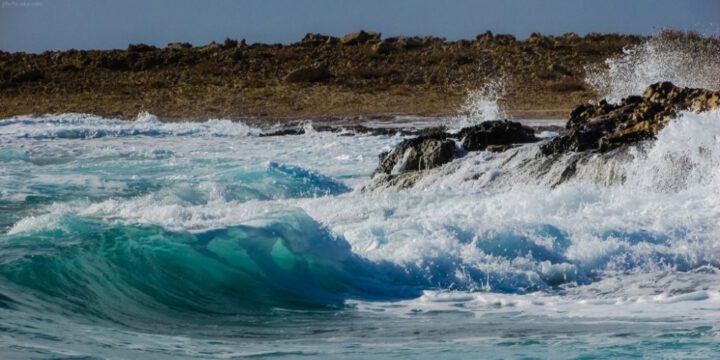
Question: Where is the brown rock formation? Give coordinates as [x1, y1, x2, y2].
[3, 31, 713, 120]
[541, 82, 720, 155]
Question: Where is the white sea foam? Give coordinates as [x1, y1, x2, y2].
[4, 110, 719, 299]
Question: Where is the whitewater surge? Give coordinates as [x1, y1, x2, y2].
[1, 109, 720, 358]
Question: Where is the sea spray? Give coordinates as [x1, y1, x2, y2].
[585, 30, 720, 102]
[453, 79, 508, 129]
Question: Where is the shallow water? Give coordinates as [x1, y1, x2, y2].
[1, 112, 720, 359]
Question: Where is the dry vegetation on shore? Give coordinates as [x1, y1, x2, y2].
[0, 31, 658, 120]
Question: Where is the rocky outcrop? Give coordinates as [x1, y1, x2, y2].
[374, 133, 456, 176]
[367, 133, 455, 191]
[541, 82, 720, 155]
[458, 120, 538, 151]
[366, 120, 539, 189]
[7, 30, 716, 119]
[362, 82, 719, 191]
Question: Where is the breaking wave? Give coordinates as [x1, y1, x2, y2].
[1, 109, 719, 329]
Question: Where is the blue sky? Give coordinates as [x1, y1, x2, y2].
[1, 0, 719, 52]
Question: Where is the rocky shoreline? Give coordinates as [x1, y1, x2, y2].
[1, 31, 646, 120]
[363, 82, 720, 190]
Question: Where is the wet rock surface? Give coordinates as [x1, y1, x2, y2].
[541, 82, 720, 155]
[458, 120, 538, 151]
[373, 133, 456, 176]
[364, 120, 539, 190]
[364, 82, 720, 191]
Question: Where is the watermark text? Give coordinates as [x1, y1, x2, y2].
[2, 1, 43, 8]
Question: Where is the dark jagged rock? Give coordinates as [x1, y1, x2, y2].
[373, 133, 455, 176]
[541, 82, 720, 155]
[457, 120, 538, 151]
[371, 120, 538, 175]
[363, 120, 539, 190]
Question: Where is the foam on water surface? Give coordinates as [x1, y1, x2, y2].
[1, 108, 720, 358]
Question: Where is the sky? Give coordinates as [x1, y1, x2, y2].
[1, 0, 719, 53]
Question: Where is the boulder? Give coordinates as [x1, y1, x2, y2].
[457, 120, 538, 151]
[373, 133, 456, 176]
[284, 63, 332, 83]
[541, 82, 720, 155]
[340, 31, 381, 46]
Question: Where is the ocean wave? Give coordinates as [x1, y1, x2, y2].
[0, 212, 424, 327]
[1, 108, 720, 327]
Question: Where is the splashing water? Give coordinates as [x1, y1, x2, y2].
[2, 108, 720, 358]
[453, 79, 508, 128]
[585, 31, 720, 102]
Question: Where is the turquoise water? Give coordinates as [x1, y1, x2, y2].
[1, 113, 720, 359]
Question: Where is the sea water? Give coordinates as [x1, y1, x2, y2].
[1, 109, 719, 359]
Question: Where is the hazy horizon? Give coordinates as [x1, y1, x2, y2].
[1, 0, 719, 53]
